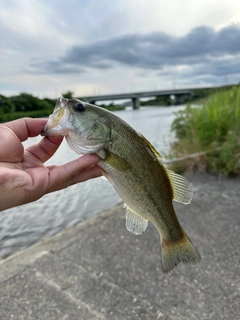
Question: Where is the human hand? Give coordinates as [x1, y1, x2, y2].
[0, 118, 102, 211]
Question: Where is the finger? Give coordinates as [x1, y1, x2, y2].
[49, 165, 102, 192]
[26, 136, 63, 163]
[5, 118, 48, 142]
[47, 154, 101, 192]
[0, 118, 49, 163]
[69, 165, 102, 185]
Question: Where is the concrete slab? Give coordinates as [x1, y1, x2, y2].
[0, 174, 239, 319]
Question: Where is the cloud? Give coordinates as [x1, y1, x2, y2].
[32, 24, 240, 81]
[1, 1, 240, 97]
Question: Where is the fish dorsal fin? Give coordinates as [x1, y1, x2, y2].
[142, 135, 193, 204]
[125, 205, 148, 235]
[142, 135, 163, 163]
[166, 169, 193, 204]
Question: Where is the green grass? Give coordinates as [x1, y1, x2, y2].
[169, 86, 240, 176]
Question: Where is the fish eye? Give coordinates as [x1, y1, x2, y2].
[73, 103, 85, 113]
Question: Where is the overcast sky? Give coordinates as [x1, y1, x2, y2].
[0, 0, 240, 98]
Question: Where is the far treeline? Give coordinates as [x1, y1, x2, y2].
[0, 91, 124, 122]
[0, 86, 236, 122]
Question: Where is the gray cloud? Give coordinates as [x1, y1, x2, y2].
[32, 24, 240, 80]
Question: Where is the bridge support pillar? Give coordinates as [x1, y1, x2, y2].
[132, 97, 140, 110]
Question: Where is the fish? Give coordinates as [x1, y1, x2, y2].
[41, 97, 201, 273]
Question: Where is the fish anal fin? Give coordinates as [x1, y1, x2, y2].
[166, 169, 193, 204]
[125, 206, 148, 235]
[161, 232, 201, 273]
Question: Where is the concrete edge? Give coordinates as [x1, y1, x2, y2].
[0, 203, 123, 283]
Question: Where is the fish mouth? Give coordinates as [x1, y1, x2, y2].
[54, 97, 69, 112]
[41, 124, 68, 136]
[41, 98, 70, 136]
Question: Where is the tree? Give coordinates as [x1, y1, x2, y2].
[0, 95, 15, 114]
[10, 93, 52, 112]
[62, 91, 74, 99]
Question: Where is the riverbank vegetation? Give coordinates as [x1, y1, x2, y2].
[0, 93, 55, 122]
[168, 85, 240, 176]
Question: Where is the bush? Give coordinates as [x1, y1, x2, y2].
[10, 93, 52, 112]
[42, 98, 56, 108]
[0, 110, 51, 122]
[169, 86, 240, 176]
[0, 95, 15, 114]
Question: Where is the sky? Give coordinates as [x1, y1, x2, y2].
[0, 0, 240, 98]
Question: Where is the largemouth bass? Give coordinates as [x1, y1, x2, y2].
[41, 97, 201, 273]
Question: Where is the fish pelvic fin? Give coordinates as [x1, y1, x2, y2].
[161, 231, 201, 273]
[125, 205, 148, 235]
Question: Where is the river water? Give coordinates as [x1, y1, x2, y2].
[0, 105, 184, 259]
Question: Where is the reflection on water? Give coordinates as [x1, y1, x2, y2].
[0, 105, 184, 258]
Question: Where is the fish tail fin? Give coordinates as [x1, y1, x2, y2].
[161, 231, 201, 273]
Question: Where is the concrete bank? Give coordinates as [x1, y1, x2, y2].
[0, 174, 239, 320]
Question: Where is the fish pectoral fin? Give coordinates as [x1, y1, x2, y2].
[125, 205, 148, 235]
[100, 168, 115, 186]
[104, 151, 132, 172]
[101, 175, 108, 181]
[166, 169, 193, 204]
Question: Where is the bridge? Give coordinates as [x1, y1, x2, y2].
[79, 88, 193, 109]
